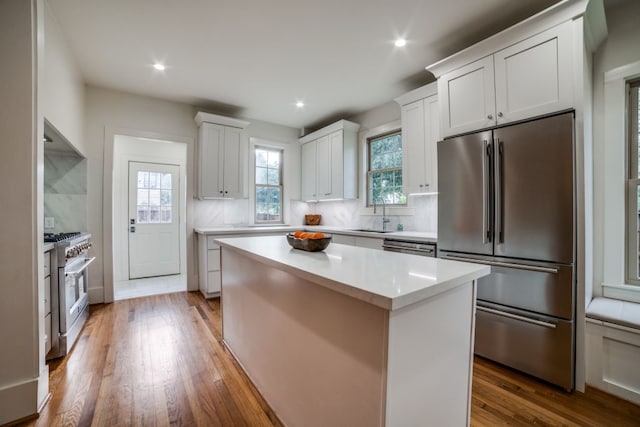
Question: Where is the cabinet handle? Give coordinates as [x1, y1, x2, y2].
[219, 190, 223, 194]
[419, 184, 423, 188]
[497, 112, 503, 118]
[425, 183, 429, 187]
[487, 114, 493, 120]
[224, 191, 228, 194]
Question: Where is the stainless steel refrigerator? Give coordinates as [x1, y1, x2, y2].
[437, 112, 575, 390]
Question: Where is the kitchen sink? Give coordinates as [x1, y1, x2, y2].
[350, 228, 394, 233]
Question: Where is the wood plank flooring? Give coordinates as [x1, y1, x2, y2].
[19, 291, 640, 427]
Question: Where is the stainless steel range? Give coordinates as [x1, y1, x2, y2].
[45, 232, 94, 360]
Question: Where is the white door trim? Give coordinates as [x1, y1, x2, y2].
[101, 127, 195, 304]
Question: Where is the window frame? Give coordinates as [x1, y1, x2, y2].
[626, 79, 640, 285]
[365, 129, 406, 208]
[254, 145, 284, 224]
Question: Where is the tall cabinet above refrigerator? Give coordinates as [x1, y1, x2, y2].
[438, 112, 576, 390]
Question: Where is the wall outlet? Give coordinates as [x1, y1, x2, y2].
[44, 217, 55, 229]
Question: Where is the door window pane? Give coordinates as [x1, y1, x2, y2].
[135, 169, 173, 224]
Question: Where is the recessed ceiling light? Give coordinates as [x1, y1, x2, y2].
[394, 38, 407, 47]
[296, 101, 305, 108]
[153, 63, 166, 71]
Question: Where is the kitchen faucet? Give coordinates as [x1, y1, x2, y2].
[373, 198, 390, 232]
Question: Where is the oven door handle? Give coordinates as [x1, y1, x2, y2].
[65, 257, 96, 277]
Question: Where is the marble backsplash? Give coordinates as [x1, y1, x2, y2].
[194, 195, 437, 233]
[44, 151, 87, 233]
[300, 195, 437, 232]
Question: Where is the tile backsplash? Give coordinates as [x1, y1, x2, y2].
[44, 151, 87, 233]
[194, 195, 437, 233]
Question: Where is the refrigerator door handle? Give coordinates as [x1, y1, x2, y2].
[477, 306, 557, 329]
[440, 254, 560, 274]
[495, 139, 505, 244]
[483, 140, 492, 244]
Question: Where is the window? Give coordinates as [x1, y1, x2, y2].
[367, 130, 406, 206]
[136, 171, 172, 223]
[255, 146, 283, 223]
[627, 79, 640, 284]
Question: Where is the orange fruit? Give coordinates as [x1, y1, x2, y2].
[293, 230, 305, 238]
[310, 232, 325, 239]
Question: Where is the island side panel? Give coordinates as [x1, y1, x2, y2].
[221, 247, 389, 427]
[385, 280, 476, 426]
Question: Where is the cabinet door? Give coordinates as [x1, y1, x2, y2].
[301, 141, 317, 201]
[355, 236, 383, 250]
[401, 100, 426, 195]
[316, 135, 332, 199]
[439, 56, 496, 138]
[327, 130, 344, 199]
[198, 123, 224, 198]
[222, 127, 247, 199]
[423, 94, 439, 192]
[494, 22, 572, 125]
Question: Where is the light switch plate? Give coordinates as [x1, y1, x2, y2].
[44, 217, 55, 229]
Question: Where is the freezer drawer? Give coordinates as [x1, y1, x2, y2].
[475, 303, 574, 390]
[477, 260, 574, 319]
[441, 252, 574, 319]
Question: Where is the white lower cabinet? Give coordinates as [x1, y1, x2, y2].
[332, 234, 356, 246]
[197, 231, 288, 298]
[354, 236, 383, 250]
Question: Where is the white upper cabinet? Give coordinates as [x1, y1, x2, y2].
[195, 112, 250, 199]
[301, 139, 317, 201]
[438, 56, 495, 138]
[396, 83, 439, 194]
[436, 21, 573, 138]
[493, 22, 572, 124]
[299, 120, 360, 202]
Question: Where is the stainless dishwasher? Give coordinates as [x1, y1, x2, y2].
[382, 239, 436, 257]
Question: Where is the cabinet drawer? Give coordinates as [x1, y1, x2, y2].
[45, 276, 51, 315]
[207, 236, 220, 249]
[207, 271, 221, 294]
[44, 251, 50, 277]
[45, 312, 51, 355]
[207, 249, 221, 271]
[475, 304, 574, 390]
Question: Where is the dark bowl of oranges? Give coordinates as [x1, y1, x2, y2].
[286, 231, 332, 252]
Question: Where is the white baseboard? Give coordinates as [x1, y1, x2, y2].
[0, 377, 39, 425]
[586, 319, 640, 405]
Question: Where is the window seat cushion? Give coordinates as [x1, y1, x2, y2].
[587, 297, 640, 331]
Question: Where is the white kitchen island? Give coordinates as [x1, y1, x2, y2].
[216, 235, 490, 427]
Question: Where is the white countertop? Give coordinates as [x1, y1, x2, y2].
[215, 235, 488, 311]
[194, 225, 437, 243]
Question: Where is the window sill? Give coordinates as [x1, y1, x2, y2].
[357, 207, 415, 216]
[602, 283, 640, 304]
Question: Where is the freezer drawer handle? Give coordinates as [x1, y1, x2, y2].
[477, 306, 557, 329]
[440, 254, 559, 274]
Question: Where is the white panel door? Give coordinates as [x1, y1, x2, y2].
[129, 161, 180, 279]
[424, 94, 439, 192]
[401, 99, 426, 195]
[198, 122, 224, 198]
[494, 22, 572, 124]
[315, 135, 332, 199]
[222, 126, 246, 198]
[301, 141, 317, 201]
[439, 55, 496, 138]
[328, 130, 344, 199]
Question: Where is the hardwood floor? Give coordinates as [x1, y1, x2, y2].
[21, 292, 640, 427]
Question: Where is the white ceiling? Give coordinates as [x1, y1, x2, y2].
[47, 0, 560, 130]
